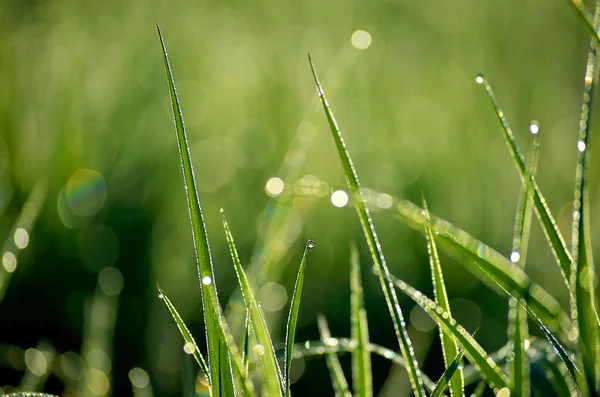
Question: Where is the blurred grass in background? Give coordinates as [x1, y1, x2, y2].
[0, 0, 598, 395]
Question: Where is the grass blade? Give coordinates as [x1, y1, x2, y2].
[317, 315, 352, 397]
[221, 212, 284, 397]
[570, 4, 600, 392]
[476, 74, 573, 291]
[389, 274, 511, 390]
[566, 0, 599, 39]
[308, 54, 426, 397]
[429, 348, 466, 397]
[219, 342, 236, 397]
[422, 195, 463, 397]
[284, 240, 312, 397]
[157, 284, 210, 380]
[349, 242, 372, 397]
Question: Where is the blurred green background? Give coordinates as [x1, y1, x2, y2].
[0, 0, 598, 395]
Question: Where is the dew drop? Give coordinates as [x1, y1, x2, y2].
[254, 344, 265, 356]
[202, 276, 212, 285]
[475, 73, 484, 84]
[510, 251, 520, 263]
[529, 121, 540, 135]
[578, 140, 586, 152]
[307, 240, 315, 249]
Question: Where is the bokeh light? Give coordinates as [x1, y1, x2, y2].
[2, 252, 17, 273]
[258, 282, 288, 312]
[330, 190, 349, 208]
[13, 228, 29, 249]
[265, 177, 285, 197]
[98, 267, 124, 296]
[129, 367, 150, 389]
[351, 30, 372, 50]
[65, 169, 107, 217]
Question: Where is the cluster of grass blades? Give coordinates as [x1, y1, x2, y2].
[152, 0, 600, 394]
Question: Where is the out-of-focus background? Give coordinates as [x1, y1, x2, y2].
[0, 0, 598, 395]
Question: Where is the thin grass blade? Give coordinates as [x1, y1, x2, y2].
[157, 284, 210, 380]
[284, 240, 312, 397]
[429, 348, 466, 397]
[222, 212, 284, 397]
[308, 54, 426, 397]
[349, 242, 372, 397]
[476, 74, 573, 293]
[219, 342, 236, 397]
[389, 274, 511, 389]
[566, 0, 598, 39]
[422, 195, 463, 397]
[317, 315, 352, 397]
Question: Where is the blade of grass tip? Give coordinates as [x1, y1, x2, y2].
[570, 4, 600, 392]
[388, 273, 511, 389]
[157, 284, 210, 380]
[221, 211, 284, 397]
[284, 239, 312, 397]
[566, 0, 599, 39]
[422, 194, 463, 397]
[475, 73, 573, 292]
[349, 242, 372, 397]
[308, 53, 426, 397]
[429, 348, 466, 397]
[317, 315, 352, 397]
[507, 123, 540, 397]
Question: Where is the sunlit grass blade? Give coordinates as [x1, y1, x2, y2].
[157, 25, 254, 397]
[317, 315, 352, 397]
[308, 54, 426, 397]
[221, 212, 284, 397]
[566, 0, 598, 39]
[284, 240, 312, 397]
[476, 74, 573, 291]
[0, 180, 47, 303]
[570, 4, 600, 392]
[157, 284, 210, 380]
[429, 348, 466, 397]
[388, 274, 511, 390]
[392, 198, 571, 340]
[349, 242, 372, 397]
[507, 124, 539, 397]
[422, 195, 463, 397]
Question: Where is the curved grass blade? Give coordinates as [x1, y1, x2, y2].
[570, 4, 600, 392]
[308, 54, 426, 397]
[429, 348, 466, 397]
[157, 25, 254, 397]
[221, 212, 284, 397]
[317, 315, 352, 397]
[284, 240, 312, 397]
[349, 242, 372, 397]
[157, 284, 210, 380]
[388, 274, 511, 390]
[476, 74, 573, 292]
[422, 195, 463, 397]
[566, 0, 598, 39]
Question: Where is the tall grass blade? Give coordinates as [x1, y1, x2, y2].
[308, 54, 427, 397]
[476, 74, 573, 292]
[429, 348, 466, 397]
[221, 212, 284, 397]
[349, 242, 372, 397]
[284, 240, 312, 397]
[422, 195, 463, 397]
[219, 342, 236, 397]
[157, 284, 210, 380]
[157, 25, 253, 397]
[389, 274, 511, 389]
[317, 315, 352, 397]
[566, 0, 599, 39]
[570, 4, 600, 392]
[507, 124, 540, 397]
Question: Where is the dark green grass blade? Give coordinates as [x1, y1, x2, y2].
[507, 126, 539, 397]
[476, 74, 573, 292]
[222, 212, 284, 397]
[566, 0, 598, 39]
[219, 342, 236, 397]
[317, 315, 352, 397]
[157, 284, 210, 380]
[389, 274, 511, 390]
[349, 243, 372, 397]
[242, 310, 250, 378]
[429, 348, 466, 397]
[570, 5, 600, 392]
[284, 240, 312, 397]
[308, 54, 426, 397]
[422, 195, 463, 397]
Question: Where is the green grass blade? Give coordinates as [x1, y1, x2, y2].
[317, 315, 352, 397]
[284, 240, 312, 397]
[349, 242, 372, 397]
[221, 212, 284, 397]
[389, 274, 511, 390]
[566, 0, 599, 39]
[308, 54, 426, 397]
[157, 284, 210, 380]
[422, 195, 463, 397]
[429, 348, 466, 397]
[476, 74, 573, 291]
[242, 310, 250, 379]
[219, 342, 236, 397]
[570, 5, 600, 392]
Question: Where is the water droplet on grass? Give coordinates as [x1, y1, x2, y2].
[307, 240, 315, 249]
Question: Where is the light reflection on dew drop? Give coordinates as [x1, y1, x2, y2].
[254, 344, 265, 356]
[475, 73, 484, 84]
[510, 251, 520, 263]
[265, 177, 285, 197]
[325, 338, 339, 347]
[578, 140, 586, 152]
[496, 387, 511, 397]
[183, 342, 195, 355]
[2, 251, 17, 273]
[383, 350, 394, 359]
[307, 240, 315, 249]
[202, 276, 212, 285]
[14, 228, 29, 249]
[331, 190, 349, 208]
[529, 121, 540, 135]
